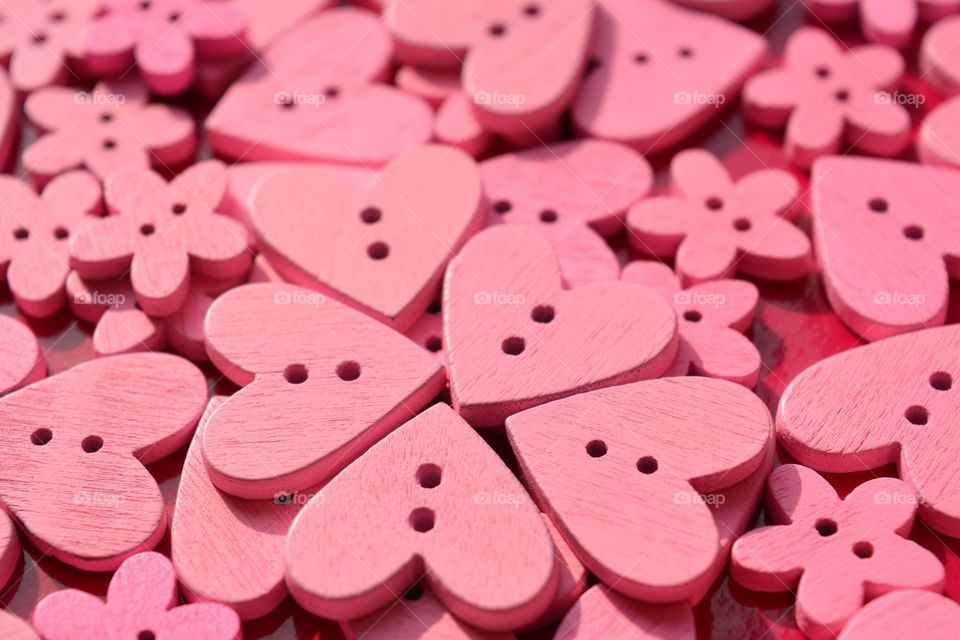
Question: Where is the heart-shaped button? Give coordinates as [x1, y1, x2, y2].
[444, 225, 677, 427]
[251, 145, 484, 331]
[777, 324, 960, 536]
[506, 377, 773, 602]
[286, 403, 557, 631]
[0, 353, 207, 570]
[811, 156, 960, 340]
[207, 7, 431, 165]
[202, 283, 446, 498]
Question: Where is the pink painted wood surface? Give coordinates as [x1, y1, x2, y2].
[0, 315, 45, 395]
[85, 0, 248, 96]
[0, 507, 20, 593]
[251, 145, 483, 331]
[627, 149, 807, 285]
[173, 397, 303, 620]
[444, 225, 677, 427]
[0, 171, 102, 318]
[743, 27, 908, 169]
[0, 66, 15, 169]
[573, 0, 767, 153]
[480, 139, 650, 287]
[404, 298, 447, 365]
[621, 260, 761, 387]
[777, 324, 960, 537]
[0, 353, 206, 570]
[921, 16, 960, 96]
[811, 155, 960, 340]
[395, 66, 461, 107]
[435, 92, 493, 158]
[0, 609, 36, 640]
[837, 589, 960, 639]
[918, 95, 960, 169]
[804, 0, 942, 49]
[506, 377, 773, 602]
[66, 272, 166, 356]
[344, 586, 515, 640]
[554, 585, 695, 640]
[70, 160, 250, 318]
[202, 283, 445, 498]
[669, 0, 776, 20]
[207, 7, 432, 165]
[222, 161, 377, 241]
[165, 275, 245, 362]
[193, 0, 334, 100]
[286, 403, 557, 631]
[386, 0, 593, 142]
[732, 464, 944, 640]
[23, 79, 196, 187]
[0, 0, 101, 95]
[33, 551, 241, 639]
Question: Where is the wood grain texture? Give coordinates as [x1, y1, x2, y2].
[173, 397, 304, 620]
[622, 260, 761, 387]
[286, 403, 557, 631]
[0, 315, 45, 395]
[480, 139, 650, 287]
[731, 464, 944, 640]
[627, 148, 807, 285]
[70, 160, 250, 318]
[202, 283, 446, 498]
[404, 298, 447, 366]
[223, 162, 377, 241]
[251, 145, 484, 332]
[85, 0, 248, 96]
[207, 7, 432, 164]
[920, 15, 960, 96]
[23, 79, 196, 187]
[344, 586, 515, 640]
[386, 0, 593, 142]
[444, 225, 678, 427]
[0, 609, 37, 640]
[811, 156, 960, 340]
[527, 515, 587, 630]
[33, 551, 241, 639]
[777, 324, 960, 536]
[918, 96, 960, 169]
[0, 0, 100, 95]
[573, 0, 767, 153]
[553, 585, 695, 640]
[506, 377, 773, 602]
[0, 353, 207, 570]
[743, 27, 908, 168]
[0, 171, 102, 318]
[165, 274, 246, 362]
[837, 589, 960, 639]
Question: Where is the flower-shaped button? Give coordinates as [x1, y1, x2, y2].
[85, 0, 248, 96]
[622, 260, 760, 387]
[626, 149, 808, 285]
[0, 0, 100, 94]
[743, 27, 909, 168]
[731, 465, 944, 640]
[34, 551, 241, 640]
[23, 79, 196, 187]
[69, 160, 251, 317]
[0, 170, 102, 317]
